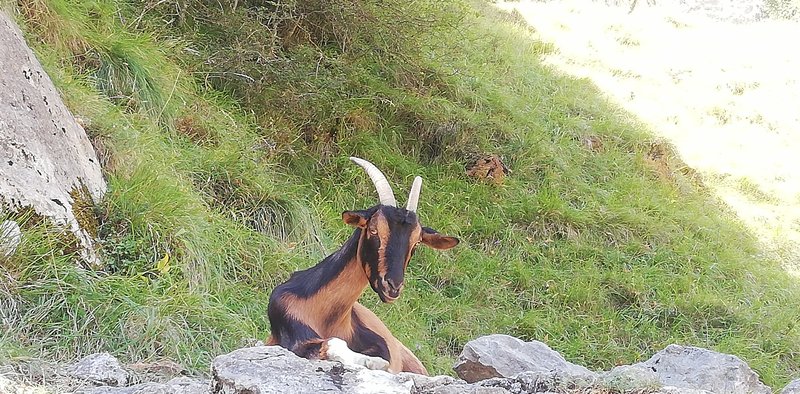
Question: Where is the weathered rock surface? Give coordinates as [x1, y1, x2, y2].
[425, 384, 510, 394]
[634, 344, 772, 394]
[0, 374, 48, 394]
[600, 364, 661, 392]
[782, 378, 800, 394]
[0, 10, 106, 265]
[81, 377, 209, 394]
[211, 345, 415, 394]
[0, 338, 781, 394]
[453, 334, 596, 383]
[68, 353, 129, 387]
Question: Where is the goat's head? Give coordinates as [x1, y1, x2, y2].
[343, 157, 459, 303]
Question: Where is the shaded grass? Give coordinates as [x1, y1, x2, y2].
[1, 0, 799, 389]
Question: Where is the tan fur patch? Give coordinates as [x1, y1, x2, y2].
[371, 211, 391, 276]
[405, 225, 423, 267]
[282, 258, 369, 339]
[319, 339, 329, 360]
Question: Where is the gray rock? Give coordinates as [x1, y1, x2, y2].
[473, 371, 597, 394]
[0, 11, 106, 266]
[0, 375, 49, 394]
[636, 344, 771, 394]
[68, 353, 129, 387]
[346, 368, 415, 393]
[0, 220, 22, 257]
[81, 377, 209, 394]
[402, 373, 462, 393]
[453, 334, 595, 383]
[658, 386, 714, 394]
[601, 364, 661, 391]
[782, 379, 800, 394]
[211, 345, 415, 394]
[428, 385, 510, 394]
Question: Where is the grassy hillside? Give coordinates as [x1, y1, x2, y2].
[1, 0, 799, 387]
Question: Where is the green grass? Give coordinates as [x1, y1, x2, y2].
[1, 0, 799, 388]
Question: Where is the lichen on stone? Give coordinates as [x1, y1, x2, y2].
[69, 182, 100, 239]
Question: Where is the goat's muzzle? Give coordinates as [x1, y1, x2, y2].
[378, 277, 404, 303]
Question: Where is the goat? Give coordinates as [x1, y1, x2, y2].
[266, 157, 459, 374]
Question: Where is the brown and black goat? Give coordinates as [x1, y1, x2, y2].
[266, 157, 459, 374]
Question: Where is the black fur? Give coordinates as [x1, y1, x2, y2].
[275, 230, 361, 299]
[348, 309, 390, 361]
[267, 301, 323, 356]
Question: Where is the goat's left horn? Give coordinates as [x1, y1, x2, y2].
[350, 157, 397, 206]
[406, 176, 422, 212]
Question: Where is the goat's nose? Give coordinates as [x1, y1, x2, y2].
[384, 278, 403, 292]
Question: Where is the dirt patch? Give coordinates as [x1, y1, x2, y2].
[466, 155, 510, 185]
[175, 115, 215, 145]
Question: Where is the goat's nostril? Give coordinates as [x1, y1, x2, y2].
[385, 278, 403, 292]
[383, 279, 403, 291]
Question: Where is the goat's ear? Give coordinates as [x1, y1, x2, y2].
[421, 227, 460, 250]
[342, 210, 370, 228]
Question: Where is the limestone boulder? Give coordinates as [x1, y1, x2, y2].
[453, 334, 596, 383]
[782, 378, 800, 394]
[68, 353, 129, 387]
[211, 345, 416, 394]
[0, 11, 106, 265]
[80, 377, 209, 394]
[634, 344, 771, 394]
[600, 364, 661, 392]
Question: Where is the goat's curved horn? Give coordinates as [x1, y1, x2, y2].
[350, 157, 397, 206]
[406, 176, 422, 212]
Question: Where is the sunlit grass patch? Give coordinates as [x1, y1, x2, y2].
[495, 0, 800, 281]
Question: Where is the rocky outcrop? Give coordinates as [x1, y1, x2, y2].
[451, 335, 780, 394]
[1, 336, 798, 393]
[0, 10, 106, 265]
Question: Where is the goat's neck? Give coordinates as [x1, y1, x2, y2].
[310, 230, 369, 322]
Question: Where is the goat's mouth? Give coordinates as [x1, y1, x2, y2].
[378, 290, 400, 303]
[374, 281, 402, 303]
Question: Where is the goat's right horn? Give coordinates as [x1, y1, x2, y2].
[350, 157, 397, 206]
[406, 176, 422, 212]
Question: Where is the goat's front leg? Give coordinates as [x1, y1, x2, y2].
[325, 337, 390, 371]
[275, 322, 390, 371]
